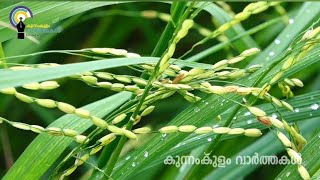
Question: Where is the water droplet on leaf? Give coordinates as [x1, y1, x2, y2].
[289, 19, 294, 24]
[269, 51, 275, 56]
[144, 151, 149, 158]
[286, 172, 291, 177]
[310, 103, 319, 110]
[194, 107, 200, 112]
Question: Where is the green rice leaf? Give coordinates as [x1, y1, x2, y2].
[3, 92, 131, 180]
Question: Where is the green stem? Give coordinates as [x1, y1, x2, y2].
[184, 16, 283, 63]
[101, 2, 188, 177]
[103, 54, 182, 177]
[104, 83, 153, 176]
[0, 42, 7, 68]
[151, 2, 187, 56]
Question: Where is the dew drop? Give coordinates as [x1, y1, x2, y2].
[269, 51, 275, 56]
[275, 39, 281, 44]
[220, 103, 224, 106]
[247, 120, 253, 124]
[144, 151, 149, 158]
[272, 113, 278, 119]
[294, 108, 300, 112]
[125, 156, 131, 160]
[244, 111, 251, 116]
[132, 162, 136, 167]
[289, 19, 294, 24]
[309, 113, 313, 117]
[233, 117, 237, 120]
[242, 97, 247, 103]
[205, 101, 209, 105]
[161, 133, 167, 141]
[310, 103, 319, 110]
[286, 172, 291, 177]
[207, 138, 212, 142]
[194, 107, 200, 112]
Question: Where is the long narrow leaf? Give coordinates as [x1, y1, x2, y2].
[3, 92, 131, 180]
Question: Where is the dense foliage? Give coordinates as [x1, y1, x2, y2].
[0, 1, 319, 180]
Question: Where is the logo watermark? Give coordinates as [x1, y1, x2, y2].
[26, 24, 63, 36]
[9, 6, 62, 39]
[9, 6, 33, 39]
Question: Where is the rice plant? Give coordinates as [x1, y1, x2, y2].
[0, 1, 319, 180]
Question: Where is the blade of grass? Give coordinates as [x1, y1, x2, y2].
[250, 2, 320, 65]
[3, 92, 131, 180]
[0, 57, 213, 90]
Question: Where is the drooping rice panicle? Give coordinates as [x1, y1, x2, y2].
[246, 105, 309, 179]
[0, 87, 139, 139]
[0, 117, 88, 144]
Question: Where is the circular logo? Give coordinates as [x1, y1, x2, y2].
[9, 6, 33, 27]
